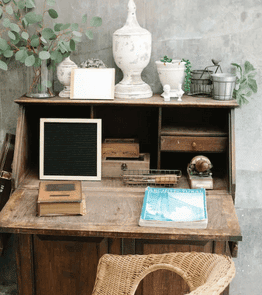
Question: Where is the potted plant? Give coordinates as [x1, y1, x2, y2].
[155, 56, 191, 98]
[0, 0, 102, 98]
[231, 61, 258, 106]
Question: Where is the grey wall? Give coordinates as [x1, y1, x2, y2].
[1, 0, 262, 294]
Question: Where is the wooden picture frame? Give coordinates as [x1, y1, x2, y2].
[40, 118, 102, 181]
[70, 68, 115, 99]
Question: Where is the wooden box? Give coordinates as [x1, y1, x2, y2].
[102, 153, 150, 178]
[102, 138, 139, 159]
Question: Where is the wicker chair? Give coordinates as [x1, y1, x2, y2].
[91, 252, 235, 295]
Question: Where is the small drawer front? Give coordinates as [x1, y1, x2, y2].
[161, 136, 227, 152]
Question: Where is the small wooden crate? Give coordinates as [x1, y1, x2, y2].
[102, 153, 150, 178]
[102, 138, 139, 159]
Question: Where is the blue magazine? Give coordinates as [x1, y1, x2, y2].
[139, 187, 208, 229]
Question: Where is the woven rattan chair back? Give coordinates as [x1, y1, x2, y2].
[91, 252, 235, 295]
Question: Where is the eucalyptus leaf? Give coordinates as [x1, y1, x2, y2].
[7, 31, 16, 40]
[10, 32, 20, 44]
[25, 54, 35, 66]
[39, 50, 50, 60]
[31, 37, 39, 47]
[40, 36, 47, 44]
[25, 12, 42, 24]
[3, 18, 11, 28]
[3, 0, 12, 3]
[25, 0, 35, 8]
[90, 16, 102, 27]
[0, 38, 9, 51]
[0, 60, 8, 71]
[9, 23, 20, 33]
[34, 57, 41, 67]
[60, 23, 70, 30]
[72, 31, 82, 37]
[69, 39, 75, 51]
[58, 41, 67, 53]
[54, 23, 63, 31]
[0, 7, 3, 18]
[85, 30, 93, 40]
[82, 14, 87, 23]
[42, 28, 56, 40]
[48, 9, 58, 19]
[21, 31, 29, 40]
[3, 49, 13, 58]
[15, 49, 25, 61]
[6, 5, 13, 14]
[17, 0, 25, 10]
[47, 0, 56, 6]
[71, 23, 78, 31]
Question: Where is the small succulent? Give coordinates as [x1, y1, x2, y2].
[231, 61, 258, 106]
[80, 58, 107, 68]
[160, 55, 172, 63]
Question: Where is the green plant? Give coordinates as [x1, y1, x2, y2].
[160, 56, 192, 93]
[231, 61, 258, 106]
[160, 55, 172, 63]
[0, 0, 102, 94]
[182, 58, 191, 94]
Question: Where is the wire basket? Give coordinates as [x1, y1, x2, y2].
[122, 169, 182, 187]
[190, 70, 213, 96]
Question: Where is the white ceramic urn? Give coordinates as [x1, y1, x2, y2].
[113, 0, 153, 99]
[57, 56, 78, 98]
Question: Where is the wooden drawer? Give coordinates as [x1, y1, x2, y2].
[160, 136, 227, 152]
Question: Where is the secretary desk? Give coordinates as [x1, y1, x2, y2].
[0, 94, 242, 295]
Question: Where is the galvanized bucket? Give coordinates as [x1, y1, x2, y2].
[211, 73, 236, 101]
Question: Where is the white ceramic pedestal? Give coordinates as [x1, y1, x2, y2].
[113, 0, 153, 99]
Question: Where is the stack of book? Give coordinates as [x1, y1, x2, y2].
[37, 181, 86, 217]
[139, 187, 208, 229]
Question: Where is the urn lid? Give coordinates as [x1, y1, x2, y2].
[58, 56, 78, 68]
[113, 0, 151, 36]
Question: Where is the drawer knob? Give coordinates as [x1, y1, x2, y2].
[192, 142, 197, 148]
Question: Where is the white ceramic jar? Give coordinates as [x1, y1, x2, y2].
[57, 57, 78, 98]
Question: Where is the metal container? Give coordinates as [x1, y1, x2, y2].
[211, 73, 236, 101]
[191, 70, 213, 96]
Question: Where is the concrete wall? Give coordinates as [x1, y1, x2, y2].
[1, 0, 262, 293]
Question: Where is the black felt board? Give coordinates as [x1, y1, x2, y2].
[40, 120, 101, 180]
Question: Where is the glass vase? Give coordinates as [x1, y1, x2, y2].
[26, 59, 55, 98]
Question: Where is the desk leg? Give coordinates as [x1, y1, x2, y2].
[16, 234, 35, 295]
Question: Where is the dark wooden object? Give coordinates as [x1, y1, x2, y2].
[0, 95, 241, 295]
[0, 133, 15, 256]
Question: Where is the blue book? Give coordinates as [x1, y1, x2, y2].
[139, 187, 208, 229]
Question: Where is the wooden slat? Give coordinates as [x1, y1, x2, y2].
[12, 105, 29, 189]
[0, 188, 242, 242]
[14, 94, 239, 108]
[16, 234, 35, 295]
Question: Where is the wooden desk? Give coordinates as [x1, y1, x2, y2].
[0, 95, 242, 295]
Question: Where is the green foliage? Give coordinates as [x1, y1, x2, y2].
[160, 56, 192, 93]
[182, 58, 191, 94]
[160, 55, 172, 63]
[0, 0, 102, 71]
[231, 61, 258, 106]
